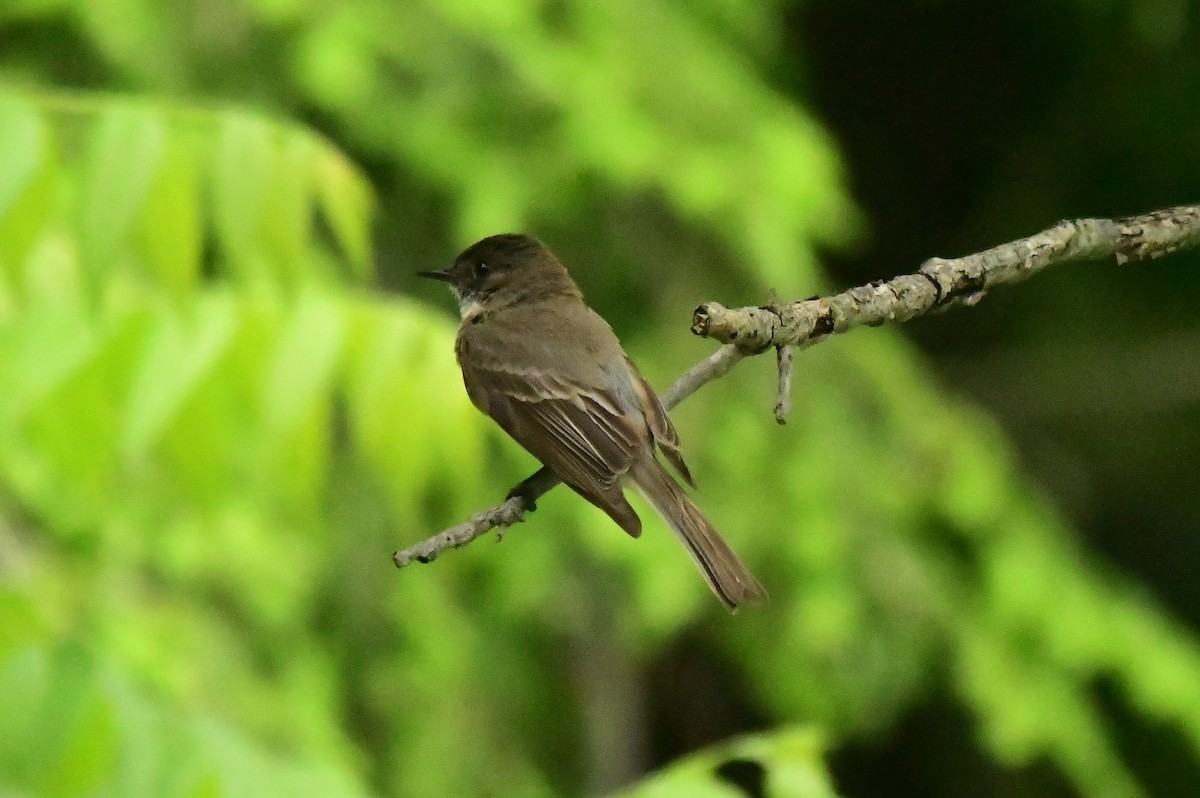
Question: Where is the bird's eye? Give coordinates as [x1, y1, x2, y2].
[474, 261, 489, 279]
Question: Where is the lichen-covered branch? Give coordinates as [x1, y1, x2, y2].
[397, 204, 1200, 569]
[691, 206, 1200, 351]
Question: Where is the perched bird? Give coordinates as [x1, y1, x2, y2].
[419, 234, 765, 610]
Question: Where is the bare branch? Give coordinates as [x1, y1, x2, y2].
[396, 205, 1200, 569]
[660, 344, 746, 408]
[392, 498, 529, 567]
[691, 206, 1200, 351]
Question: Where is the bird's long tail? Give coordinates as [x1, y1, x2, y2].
[629, 457, 766, 611]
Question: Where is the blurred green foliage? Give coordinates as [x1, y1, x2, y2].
[0, 2, 1198, 798]
[617, 729, 839, 798]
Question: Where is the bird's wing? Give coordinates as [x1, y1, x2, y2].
[624, 355, 694, 487]
[456, 310, 649, 536]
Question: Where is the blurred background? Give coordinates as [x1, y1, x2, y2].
[1, 1, 1199, 796]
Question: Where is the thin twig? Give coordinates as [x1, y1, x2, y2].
[397, 205, 1200, 569]
[393, 497, 530, 567]
[774, 346, 793, 425]
[660, 344, 746, 408]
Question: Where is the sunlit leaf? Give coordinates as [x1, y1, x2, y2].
[121, 295, 239, 459]
[135, 133, 202, 295]
[312, 141, 373, 277]
[211, 113, 275, 285]
[261, 290, 344, 436]
[261, 130, 313, 285]
[0, 97, 43, 221]
[619, 729, 841, 798]
[0, 645, 374, 798]
[0, 99, 55, 285]
[0, 648, 50, 787]
[80, 104, 166, 280]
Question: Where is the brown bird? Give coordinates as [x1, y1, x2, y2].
[420, 234, 765, 610]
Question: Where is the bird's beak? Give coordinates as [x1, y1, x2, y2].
[417, 269, 454, 283]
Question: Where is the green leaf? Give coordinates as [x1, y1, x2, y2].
[43, 678, 116, 798]
[619, 728, 841, 798]
[0, 648, 51, 787]
[0, 97, 44, 220]
[135, 133, 202, 295]
[121, 295, 239, 460]
[261, 292, 344, 434]
[0, 97, 55, 282]
[259, 130, 315, 286]
[0, 276, 96, 426]
[625, 774, 745, 798]
[0, 647, 115, 797]
[312, 140, 373, 277]
[211, 113, 275, 284]
[0, 645, 374, 798]
[80, 104, 166, 279]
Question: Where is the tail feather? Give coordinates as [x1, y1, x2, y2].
[629, 457, 766, 611]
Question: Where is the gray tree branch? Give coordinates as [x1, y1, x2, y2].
[691, 206, 1200, 351]
[394, 204, 1200, 569]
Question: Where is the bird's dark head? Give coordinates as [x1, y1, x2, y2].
[419, 233, 580, 319]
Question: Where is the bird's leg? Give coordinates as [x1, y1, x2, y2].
[505, 466, 559, 512]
